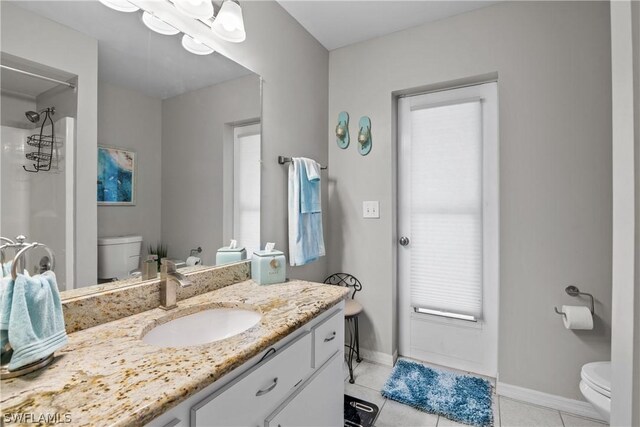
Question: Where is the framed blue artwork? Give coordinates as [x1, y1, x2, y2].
[97, 146, 136, 205]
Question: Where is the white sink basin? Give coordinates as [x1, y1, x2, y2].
[142, 308, 262, 347]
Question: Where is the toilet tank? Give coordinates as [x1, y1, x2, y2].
[97, 235, 143, 280]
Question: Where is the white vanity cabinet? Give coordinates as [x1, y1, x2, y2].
[147, 301, 345, 427]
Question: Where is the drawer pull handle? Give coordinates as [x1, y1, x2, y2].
[256, 377, 278, 396]
[324, 331, 337, 342]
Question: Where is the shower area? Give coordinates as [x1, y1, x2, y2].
[0, 60, 76, 290]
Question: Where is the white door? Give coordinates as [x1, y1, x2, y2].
[397, 82, 498, 377]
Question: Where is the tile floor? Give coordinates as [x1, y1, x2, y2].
[344, 360, 608, 427]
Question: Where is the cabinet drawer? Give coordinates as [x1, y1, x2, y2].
[191, 332, 312, 427]
[312, 309, 343, 368]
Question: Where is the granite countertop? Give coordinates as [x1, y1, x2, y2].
[1, 280, 348, 426]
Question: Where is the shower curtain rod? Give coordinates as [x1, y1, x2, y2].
[1, 65, 76, 89]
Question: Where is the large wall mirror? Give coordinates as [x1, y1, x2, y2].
[0, 1, 261, 296]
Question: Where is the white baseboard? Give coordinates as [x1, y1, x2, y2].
[497, 381, 606, 422]
[359, 348, 395, 366]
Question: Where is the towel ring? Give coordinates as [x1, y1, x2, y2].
[0, 243, 10, 264]
[11, 243, 55, 280]
[1, 235, 30, 264]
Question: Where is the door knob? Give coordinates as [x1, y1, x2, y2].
[399, 237, 410, 246]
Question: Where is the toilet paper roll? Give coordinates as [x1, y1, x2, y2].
[562, 305, 593, 330]
[186, 256, 201, 266]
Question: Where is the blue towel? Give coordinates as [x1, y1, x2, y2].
[0, 271, 67, 370]
[1, 261, 11, 278]
[300, 158, 321, 214]
[0, 276, 11, 351]
[288, 158, 325, 266]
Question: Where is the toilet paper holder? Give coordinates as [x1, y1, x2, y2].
[554, 285, 595, 318]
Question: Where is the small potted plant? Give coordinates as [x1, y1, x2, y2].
[148, 243, 168, 272]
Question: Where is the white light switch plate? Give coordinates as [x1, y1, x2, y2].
[363, 201, 380, 218]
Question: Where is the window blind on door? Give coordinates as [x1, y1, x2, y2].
[409, 100, 483, 319]
[233, 128, 261, 258]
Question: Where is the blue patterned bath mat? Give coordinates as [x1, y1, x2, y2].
[381, 359, 493, 427]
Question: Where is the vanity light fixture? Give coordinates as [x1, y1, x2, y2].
[142, 11, 180, 36]
[211, 0, 246, 42]
[181, 34, 215, 55]
[98, 0, 246, 56]
[98, 0, 139, 13]
[172, 0, 214, 20]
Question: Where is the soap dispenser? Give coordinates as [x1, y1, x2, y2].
[216, 239, 247, 265]
[142, 255, 158, 280]
[251, 243, 286, 285]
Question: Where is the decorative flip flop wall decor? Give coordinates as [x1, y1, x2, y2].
[336, 111, 350, 149]
[357, 116, 372, 156]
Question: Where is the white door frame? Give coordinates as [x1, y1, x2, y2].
[397, 82, 499, 377]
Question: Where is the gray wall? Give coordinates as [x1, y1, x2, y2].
[161, 75, 260, 265]
[36, 82, 78, 121]
[1, 2, 98, 288]
[97, 81, 162, 256]
[205, 1, 330, 281]
[1, 92, 35, 128]
[327, 1, 611, 400]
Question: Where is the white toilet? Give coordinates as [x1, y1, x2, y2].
[579, 361, 611, 423]
[97, 235, 143, 280]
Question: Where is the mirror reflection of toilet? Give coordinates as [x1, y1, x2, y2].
[579, 361, 611, 422]
[97, 235, 143, 282]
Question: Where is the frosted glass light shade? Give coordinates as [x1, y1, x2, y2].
[181, 34, 215, 55]
[212, 0, 246, 42]
[142, 12, 180, 35]
[98, 0, 139, 13]
[173, 0, 214, 20]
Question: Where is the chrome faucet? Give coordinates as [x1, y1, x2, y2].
[159, 258, 193, 310]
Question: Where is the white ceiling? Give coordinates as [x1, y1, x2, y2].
[277, 0, 499, 50]
[8, 1, 253, 99]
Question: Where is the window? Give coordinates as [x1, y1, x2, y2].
[409, 99, 483, 319]
[233, 123, 260, 257]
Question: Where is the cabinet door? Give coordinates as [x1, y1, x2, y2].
[265, 353, 344, 427]
[312, 309, 344, 369]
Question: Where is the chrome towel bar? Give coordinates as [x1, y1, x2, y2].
[278, 155, 328, 170]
